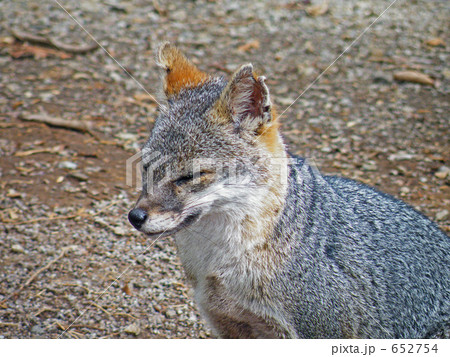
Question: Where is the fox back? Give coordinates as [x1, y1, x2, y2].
[129, 43, 450, 338]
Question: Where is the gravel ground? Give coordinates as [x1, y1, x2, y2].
[0, 0, 449, 338]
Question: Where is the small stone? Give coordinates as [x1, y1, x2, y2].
[69, 172, 88, 181]
[6, 189, 22, 198]
[58, 161, 77, 170]
[165, 309, 177, 319]
[85, 166, 102, 173]
[188, 312, 197, 322]
[435, 210, 449, 221]
[340, 98, 352, 107]
[124, 323, 141, 336]
[116, 133, 138, 141]
[148, 314, 163, 326]
[390, 170, 399, 176]
[66, 294, 77, 302]
[435, 166, 449, 179]
[388, 151, 414, 161]
[399, 187, 410, 195]
[276, 97, 297, 106]
[109, 72, 122, 82]
[297, 65, 316, 76]
[362, 162, 378, 171]
[11, 244, 25, 254]
[113, 226, 127, 236]
[304, 41, 315, 53]
[443, 69, 450, 80]
[31, 325, 45, 335]
[67, 245, 85, 255]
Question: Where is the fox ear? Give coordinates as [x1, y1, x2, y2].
[213, 64, 272, 131]
[156, 42, 209, 97]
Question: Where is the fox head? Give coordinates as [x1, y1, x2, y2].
[128, 43, 288, 238]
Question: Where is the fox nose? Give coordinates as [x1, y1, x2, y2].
[128, 208, 148, 229]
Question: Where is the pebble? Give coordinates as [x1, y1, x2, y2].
[6, 189, 22, 198]
[69, 172, 89, 181]
[362, 162, 378, 171]
[435, 166, 449, 179]
[388, 152, 415, 161]
[443, 69, 450, 80]
[30, 325, 45, 335]
[85, 166, 102, 173]
[276, 97, 297, 106]
[436, 210, 449, 221]
[113, 226, 128, 236]
[58, 161, 78, 170]
[400, 187, 410, 195]
[11, 244, 25, 254]
[124, 323, 141, 336]
[148, 314, 163, 326]
[165, 309, 177, 319]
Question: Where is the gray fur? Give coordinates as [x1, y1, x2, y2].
[273, 159, 449, 338]
[131, 48, 449, 339]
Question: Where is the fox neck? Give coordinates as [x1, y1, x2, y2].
[175, 136, 289, 283]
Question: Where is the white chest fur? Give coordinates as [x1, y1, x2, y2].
[174, 209, 296, 338]
[174, 211, 243, 283]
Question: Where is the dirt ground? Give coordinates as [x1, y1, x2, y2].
[0, 0, 449, 338]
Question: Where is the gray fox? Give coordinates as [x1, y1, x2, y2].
[128, 42, 449, 338]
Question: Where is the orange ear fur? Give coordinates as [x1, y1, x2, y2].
[156, 42, 209, 96]
[256, 106, 283, 155]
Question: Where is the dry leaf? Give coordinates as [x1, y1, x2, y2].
[73, 72, 91, 80]
[9, 43, 72, 59]
[122, 282, 132, 296]
[19, 114, 92, 133]
[8, 209, 19, 220]
[6, 189, 22, 198]
[393, 71, 434, 86]
[425, 38, 445, 47]
[237, 40, 260, 52]
[0, 36, 15, 45]
[14, 145, 65, 157]
[306, 1, 329, 17]
[435, 166, 450, 179]
[12, 101, 23, 109]
[9, 28, 98, 54]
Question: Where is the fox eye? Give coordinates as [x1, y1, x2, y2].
[174, 171, 209, 186]
[174, 173, 194, 186]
